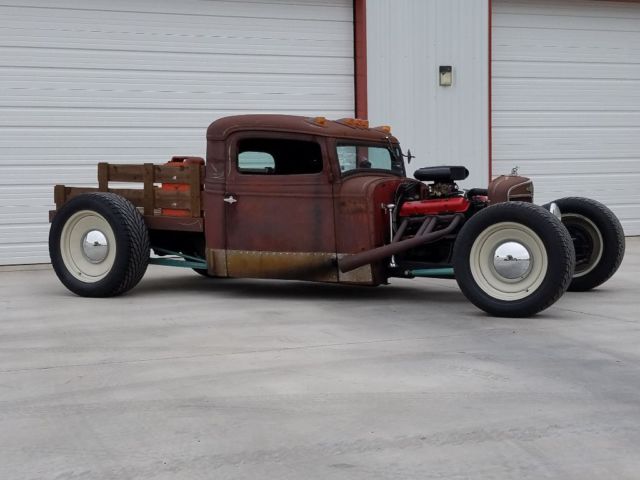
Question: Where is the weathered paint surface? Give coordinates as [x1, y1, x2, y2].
[203, 115, 403, 285]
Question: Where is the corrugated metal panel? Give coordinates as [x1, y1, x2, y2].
[492, 0, 640, 235]
[0, 0, 354, 265]
[367, 0, 489, 189]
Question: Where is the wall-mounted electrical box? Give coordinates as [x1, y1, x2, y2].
[439, 65, 453, 87]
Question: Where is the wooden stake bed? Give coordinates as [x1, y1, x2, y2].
[50, 158, 205, 232]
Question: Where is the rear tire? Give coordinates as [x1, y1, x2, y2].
[552, 197, 625, 291]
[453, 202, 574, 317]
[49, 193, 150, 297]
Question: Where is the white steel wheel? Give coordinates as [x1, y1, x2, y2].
[49, 192, 150, 297]
[561, 213, 603, 278]
[453, 202, 574, 317]
[469, 222, 547, 301]
[60, 210, 117, 282]
[553, 197, 625, 292]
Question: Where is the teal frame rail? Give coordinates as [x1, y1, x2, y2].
[410, 267, 455, 279]
[149, 247, 208, 269]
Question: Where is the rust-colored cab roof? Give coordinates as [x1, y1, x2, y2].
[206, 114, 399, 143]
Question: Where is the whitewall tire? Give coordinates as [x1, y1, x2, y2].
[49, 193, 149, 297]
[453, 202, 574, 317]
[552, 197, 625, 291]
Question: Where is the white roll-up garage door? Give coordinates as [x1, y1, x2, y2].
[0, 0, 354, 265]
[492, 0, 640, 235]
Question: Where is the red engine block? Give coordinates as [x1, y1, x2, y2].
[399, 196, 470, 216]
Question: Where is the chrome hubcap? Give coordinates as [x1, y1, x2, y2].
[493, 241, 532, 280]
[81, 230, 109, 264]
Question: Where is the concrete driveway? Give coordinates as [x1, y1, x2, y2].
[1, 238, 639, 479]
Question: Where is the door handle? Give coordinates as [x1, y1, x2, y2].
[223, 195, 237, 205]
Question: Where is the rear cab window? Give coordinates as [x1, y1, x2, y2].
[237, 138, 322, 175]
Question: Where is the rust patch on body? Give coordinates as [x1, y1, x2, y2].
[206, 248, 228, 277]
[225, 250, 338, 282]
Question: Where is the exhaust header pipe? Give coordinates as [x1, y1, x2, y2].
[339, 214, 463, 273]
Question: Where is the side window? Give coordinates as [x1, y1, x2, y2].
[238, 151, 275, 173]
[237, 138, 322, 175]
[337, 144, 397, 174]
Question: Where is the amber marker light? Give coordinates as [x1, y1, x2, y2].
[307, 116, 328, 127]
[338, 118, 369, 128]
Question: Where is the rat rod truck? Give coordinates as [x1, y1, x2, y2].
[48, 115, 625, 317]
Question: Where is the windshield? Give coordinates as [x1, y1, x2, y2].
[337, 143, 404, 176]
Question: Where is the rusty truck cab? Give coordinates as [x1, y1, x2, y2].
[203, 114, 405, 285]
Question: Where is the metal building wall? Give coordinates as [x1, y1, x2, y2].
[366, 0, 489, 188]
[0, 0, 355, 265]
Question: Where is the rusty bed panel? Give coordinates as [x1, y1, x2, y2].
[105, 163, 205, 184]
[53, 185, 201, 212]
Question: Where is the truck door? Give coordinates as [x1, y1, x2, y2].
[223, 133, 338, 281]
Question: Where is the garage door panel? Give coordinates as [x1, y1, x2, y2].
[494, 24, 640, 46]
[0, 106, 355, 129]
[0, 27, 352, 58]
[5, 0, 352, 22]
[0, 163, 120, 186]
[0, 224, 49, 243]
[493, 47, 640, 65]
[494, 111, 640, 129]
[494, 14, 640, 33]
[494, 0, 640, 20]
[0, 147, 209, 164]
[0, 244, 50, 264]
[1, 9, 352, 34]
[0, 0, 354, 265]
[492, 157, 640, 176]
[0, 0, 351, 24]
[494, 61, 640, 82]
[0, 129, 205, 150]
[493, 80, 640, 111]
[0, 89, 353, 110]
[493, 128, 640, 159]
[0, 47, 353, 77]
[493, 0, 640, 235]
[1, 69, 355, 92]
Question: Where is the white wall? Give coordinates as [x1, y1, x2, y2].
[367, 0, 489, 188]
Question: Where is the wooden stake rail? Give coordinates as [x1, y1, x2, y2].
[52, 161, 205, 231]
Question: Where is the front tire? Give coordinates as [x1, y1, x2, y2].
[552, 197, 625, 291]
[453, 202, 574, 317]
[49, 193, 150, 297]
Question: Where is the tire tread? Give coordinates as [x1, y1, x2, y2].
[555, 196, 625, 291]
[453, 202, 575, 317]
[49, 192, 149, 297]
